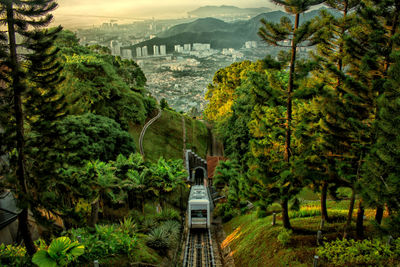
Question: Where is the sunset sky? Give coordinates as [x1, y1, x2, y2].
[53, 0, 278, 28]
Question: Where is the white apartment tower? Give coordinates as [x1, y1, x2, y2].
[136, 47, 142, 57]
[110, 40, 121, 56]
[153, 45, 159, 56]
[142, 46, 148, 57]
[160, 45, 166, 55]
[121, 49, 133, 60]
[184, 44, 191, 51]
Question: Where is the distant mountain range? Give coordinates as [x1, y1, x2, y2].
[187, 5, 272, 18]
[129, 7, 341, 53]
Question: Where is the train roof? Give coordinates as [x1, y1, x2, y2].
[189, 185, 209, 202]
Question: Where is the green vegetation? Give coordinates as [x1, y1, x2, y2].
[222, 201, 396, 266]
[32, 237, 84, 267]
[0, 21, 192, 264]
[204, 0, 400, 266]
[318, 238, 400, 266]
[0, 244, 31, 267]
[130, 109, 209, 162]
[134, 8, 340, 52]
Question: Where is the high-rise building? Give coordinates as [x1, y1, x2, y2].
[136, 47, 142, 57]
[192, 43, 210, 51]
[121, 49, 133, 60]
[160, 45, 166, 55]
[245, 41, 258, 49]
[153, 45, 159, 56]
[142, 46, 148, 57]
[110, 40, 121, 56]
[184, 44, 191, 51]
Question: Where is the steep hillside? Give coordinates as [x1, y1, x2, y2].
[158, 18, 234, 38]
[130, 8, 341, 52]
[131, 31, 247, 53]
[129, 109, 209, 162]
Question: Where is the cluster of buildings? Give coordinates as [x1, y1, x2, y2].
[110, 41, 214, 60]
[135, 45, 167, 58]
[222, 48, 244, 60]
[152, 45, 167, 56]
[174, 44, 192, 53]
[244, 41, 258, 49]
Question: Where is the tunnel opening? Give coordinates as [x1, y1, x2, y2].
[194, 168, 205, 185]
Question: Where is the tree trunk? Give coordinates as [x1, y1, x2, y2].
[281, 198, 291, 229]
[127, 190, 134, 209]
[343, 187, 356, 239]
[141, 197, 145, 215]
[284, 13, 299, 163]
[375, 205, 384, 225]
[321, 181, 330, 223]
[356, 199, 364, 239]
[88, 200, 99, 227]
[6, 1, 36, 256]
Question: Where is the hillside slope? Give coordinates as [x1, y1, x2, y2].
[130, 8, 340, 52]
[129, 109, 209, 162]
[158, 18, 234, 38]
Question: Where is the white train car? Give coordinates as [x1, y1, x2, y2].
[188, 185, 210, 229]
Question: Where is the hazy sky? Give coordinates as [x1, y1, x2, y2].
[53, 0, 278, 28]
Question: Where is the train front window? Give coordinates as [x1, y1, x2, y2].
[191, 210, 207, 218]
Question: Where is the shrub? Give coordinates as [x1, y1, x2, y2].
[214, 202, 238, 222]
[32, 236, 84, 267]
[146, 227, 171, 253]
[139, 217, 157, 233]
[317, 238, 400, 266]
[256, 207, 267, 218]
[277, 228, 292, 246]
[119, 217, 136, 236]
[0, 244, 31, 267]
[67, 224, 136, 263]
[289, 206, 321, 218]
[146, 220, 182, 253]
[159, 220, 181, 246]
[154, 208, 180, 222]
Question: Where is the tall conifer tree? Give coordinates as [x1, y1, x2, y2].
[258, 0, 324, 229]
[306, 0, 360, 224]
[0, 0, 59, 255]
[357, 0, 400, 227]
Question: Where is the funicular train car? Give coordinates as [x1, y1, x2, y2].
[188, 185, 210, 229]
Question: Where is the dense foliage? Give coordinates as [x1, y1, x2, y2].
[205, 0, 400, 241]
[32, 237, 84, 267]
[317, 238, 400, 266]
[0, 244, 31, 267]
[53, 113, 136, 165]
[55, 30, 154, 128]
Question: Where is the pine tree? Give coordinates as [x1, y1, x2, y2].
[258, 0, 324, 229]
[358, 0, 400, 227]
[24, 26, 68, 229]
[0, 0, 59, 255]
[304, 0, 361, 224]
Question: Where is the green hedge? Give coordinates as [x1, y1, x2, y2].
[317, 238, 400, 266]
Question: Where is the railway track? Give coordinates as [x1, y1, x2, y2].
[183, 228, 216, 267]
[139, 108, 162, 157]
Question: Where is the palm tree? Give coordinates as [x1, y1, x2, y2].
[150, 158, 186, 209]
[123, 168, 157, 214]
[85, 160, 122, 227]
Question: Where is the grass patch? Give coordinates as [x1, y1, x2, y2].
[129, 234, 163, 265]
[129, 109, 209, 162]
[222, 201, 394, 267]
